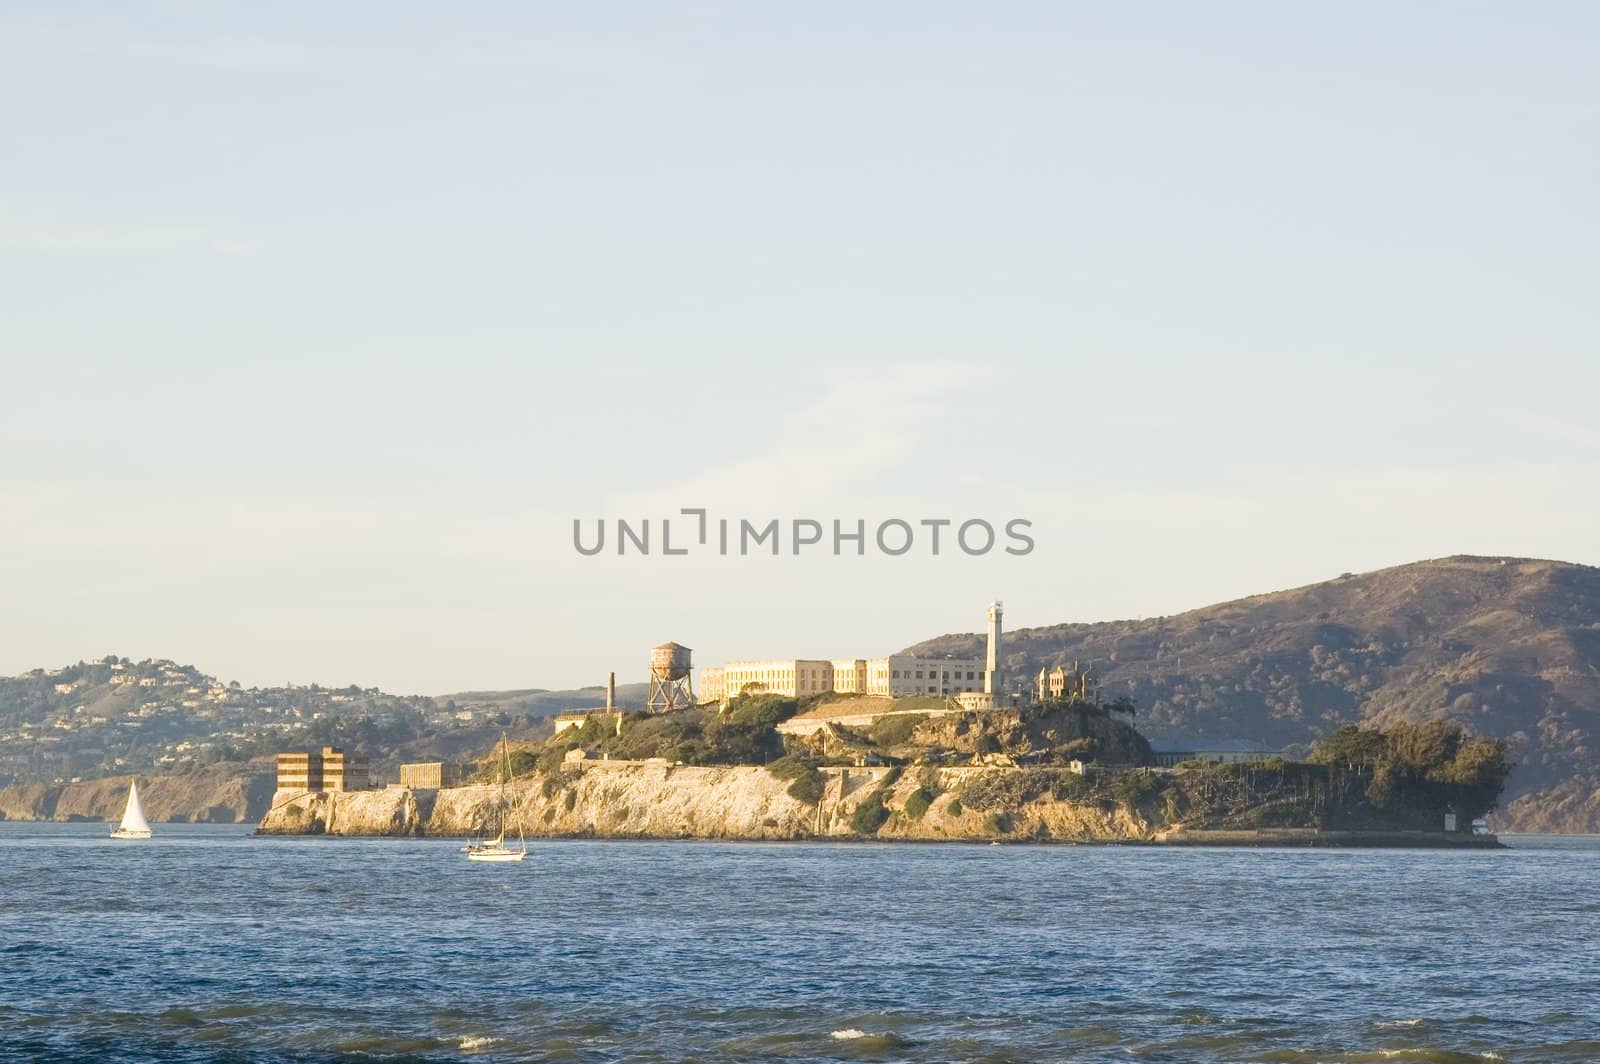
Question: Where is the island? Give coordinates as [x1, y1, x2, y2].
[257, 693, 1510, 847]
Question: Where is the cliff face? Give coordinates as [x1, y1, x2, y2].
[0, 771, 274, 823]
[257, 762, 1159, 843]
[256, 787, 427, 836]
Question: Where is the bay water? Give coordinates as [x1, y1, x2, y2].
[1, 824, 1595, 1061]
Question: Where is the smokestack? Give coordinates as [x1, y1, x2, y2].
[606, 671, 616, 711]
[984, 601, 1004, 698]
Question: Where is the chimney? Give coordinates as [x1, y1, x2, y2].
[606, 671, 616, 711]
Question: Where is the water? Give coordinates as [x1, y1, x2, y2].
[0, 825, 1596, 1062]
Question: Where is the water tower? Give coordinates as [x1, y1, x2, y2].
[647, 642, 695, 713]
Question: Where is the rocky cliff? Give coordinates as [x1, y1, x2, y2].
[258, 762, 1158, 842]
[0, 770, 274, 823]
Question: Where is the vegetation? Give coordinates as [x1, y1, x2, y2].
[959, 768, 1056, 811]
[846, 766, 902, 836]
[849, 793, 890, 835]
[768, 754, 825, 805]
[1311, 720, 1512, 824]
[903, 786, 934, 820]
[540, 769, 578, 798]
[983, 811, 1013, 834]
[869, 713, 927, 748]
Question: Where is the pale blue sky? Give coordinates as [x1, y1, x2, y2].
[3, 3, 1596, 693]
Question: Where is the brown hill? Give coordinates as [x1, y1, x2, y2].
[905, 556, 1600, 832]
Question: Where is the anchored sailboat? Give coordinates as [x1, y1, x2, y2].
[109, 779, 153, 840]
[465, 733, 527, 862]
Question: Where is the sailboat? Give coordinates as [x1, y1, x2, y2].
[109, 779, 153, 840]
[465, 733, 527, 862]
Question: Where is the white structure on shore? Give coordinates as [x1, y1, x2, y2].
[702, 602, 1007, 708]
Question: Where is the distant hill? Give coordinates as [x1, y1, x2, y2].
[0, 655, 637, 791]
[434, 683, 650, 720]
[906, 556, 1600, 832]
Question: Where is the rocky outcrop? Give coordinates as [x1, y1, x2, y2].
[0, 771, 274, 823]
[256, 761, 1162, 842]
[256, 787, 426, 836]
[0, 782, 61, 822]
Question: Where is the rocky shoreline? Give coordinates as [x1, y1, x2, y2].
[255, 761, 1500, 847]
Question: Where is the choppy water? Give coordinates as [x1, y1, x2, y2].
[0, 826, 1596, 1062]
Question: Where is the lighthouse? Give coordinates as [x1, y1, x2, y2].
[984, 601, 1003, 698]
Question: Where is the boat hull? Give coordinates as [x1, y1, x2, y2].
[465, 848, 526, 862]
[110, 829, 152, 840]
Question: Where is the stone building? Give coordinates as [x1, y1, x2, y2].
[275, 747, 370, 793]
[1036, 661, 1101, 704]
[701, 602, 1007, 707]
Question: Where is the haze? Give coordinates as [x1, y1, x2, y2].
[2, 3, 1596, 693]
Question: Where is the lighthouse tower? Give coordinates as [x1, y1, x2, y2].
[984, 601, 1004, 699]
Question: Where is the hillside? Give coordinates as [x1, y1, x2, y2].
[906, 556, 1600, 832]
[0, 655, 639, 794]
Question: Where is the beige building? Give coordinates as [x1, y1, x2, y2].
[398, 761, 469, 789]
[704, 653, 986, 705]
[702, 602, 1003, 708]
[877, 654, 985, 697]
[1036, 661, 1101, 703]
[831, 659, 869, 694]
[699, 666, 725, 705]
[275, 747, 369, 793]
[714, 659, 837, 701]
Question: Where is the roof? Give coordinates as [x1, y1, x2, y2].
[653, 642, 692, 652]
[1150, 738, 1278, 754]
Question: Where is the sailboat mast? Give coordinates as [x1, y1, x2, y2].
[496, 733, 510, 843]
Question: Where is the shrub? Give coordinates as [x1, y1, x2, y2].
[770, 755, 825, 805]
[541, 769, 578, 798]
[767, 754, 815, 780]
[787, 772, 825, 805]
[870, 713, 927, 748]
[536, 742, 575, 776]
[904, 787, 935, 820]
[723, 693, 801, 727]
[1108, 770, 1161, 807]
[960, 768, 1055, 810]
[946, 798, 964, 817]
[984, 811, 1013, 835]
[1051, 772, 1094, 802]
[563, 789, 577, 812]
[850, 795, 890, 835]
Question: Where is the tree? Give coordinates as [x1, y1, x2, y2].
[1310, 724, 1388, 770]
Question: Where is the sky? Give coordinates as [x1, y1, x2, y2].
[2, 3, 1597, 694]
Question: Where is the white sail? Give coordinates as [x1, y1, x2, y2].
[113, 780, 152, 837]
